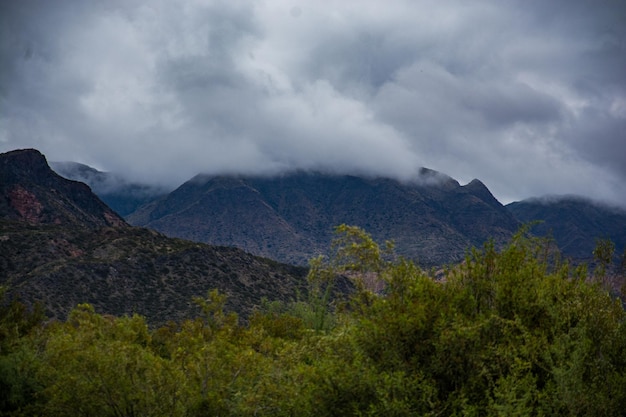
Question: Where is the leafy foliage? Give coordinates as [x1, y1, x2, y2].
[2, 226, 626, 416]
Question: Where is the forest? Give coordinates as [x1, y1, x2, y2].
[1, 225, 625, 416]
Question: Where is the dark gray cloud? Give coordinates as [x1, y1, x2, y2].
[1, 0, 625, 206]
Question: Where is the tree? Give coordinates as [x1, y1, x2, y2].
[0, 286, 45, 416]
[593, 237, 615, 280]
[39, 304, 186, 417]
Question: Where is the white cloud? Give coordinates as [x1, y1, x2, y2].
[1, 0, 625, 206]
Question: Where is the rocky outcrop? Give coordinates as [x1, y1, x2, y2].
[0, 149, 126, 228]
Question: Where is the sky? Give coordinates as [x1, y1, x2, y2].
[1, 0, 625, 206]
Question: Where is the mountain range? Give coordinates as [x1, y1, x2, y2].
[52, 153, 626, 267]
[3, 148, 625, 326]
[1, 149, 312, 326]
[126, 171, 520, 266]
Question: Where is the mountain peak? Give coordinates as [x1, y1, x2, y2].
[1, 149, 127, 228]
[417, 167, 460, 189]
[462, 178, 501, 205]
[0, 148, 51, 181]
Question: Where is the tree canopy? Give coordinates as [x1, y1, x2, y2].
[1, 225, 625, 416]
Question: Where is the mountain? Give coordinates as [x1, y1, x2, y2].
[50, 161, 167, 216]
[1, 149, 126, 228]
[0, 221, 309, 326]
[0, 149, 315, 326]
[506, 196, 626, 263]
[128, 170, 520, 266]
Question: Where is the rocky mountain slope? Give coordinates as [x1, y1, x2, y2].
[0, 149, 313, 326]
[128, 170, 520, 266]
[506, 196, 626, 263]
[0, 221, 308, 326]
[1, 149, 126, 228]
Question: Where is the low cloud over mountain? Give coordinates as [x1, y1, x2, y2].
[1, 0, 625, 206]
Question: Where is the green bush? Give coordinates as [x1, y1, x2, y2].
[2, 227, 625, 416]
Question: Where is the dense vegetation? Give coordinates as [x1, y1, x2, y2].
[1, 226, 625, 416]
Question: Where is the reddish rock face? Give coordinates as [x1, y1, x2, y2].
[9, 185, 44, 223]
[104, 211, 127, 228]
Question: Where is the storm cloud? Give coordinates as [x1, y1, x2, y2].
[1, 0, 625, 205]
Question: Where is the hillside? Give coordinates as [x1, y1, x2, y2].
[0, 220, 308, 325]
[1, 149, 126, 228]
[128, 170, 520, 266]
[506, 196, 626, 263]
[0, 149, 314, 325]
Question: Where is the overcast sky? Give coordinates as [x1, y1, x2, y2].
[1, 0, 625, 205]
